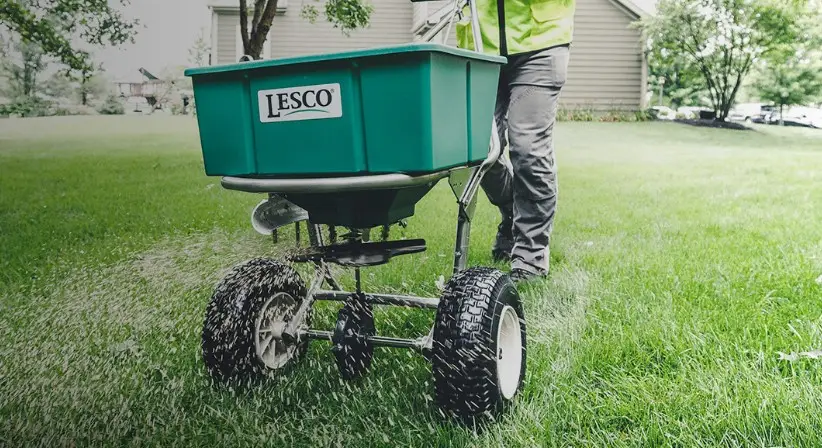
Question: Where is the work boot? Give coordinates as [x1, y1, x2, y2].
[509, 267, 547, 284]
[491, 211, 514, 263]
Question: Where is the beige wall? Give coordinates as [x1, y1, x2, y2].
[562, 0, 645, 111]
[215, 0, 413, 64]
[214, 0, 646, 110]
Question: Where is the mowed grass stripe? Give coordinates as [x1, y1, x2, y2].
[1, 116, 822, 446]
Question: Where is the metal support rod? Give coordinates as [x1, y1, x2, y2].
[283, 266, 324, 337]
[305, 330, 427, 350]
[366, 335, 426, 350]
[441, 0, 462, 44]
[420, 0, 466, 43]
[314, 290, 440, 309]
[322, 264, 343, 291]
[306, 330, 333, 341]
[469, 0, 483, 53]
[430, 0, 502, 274]
[307, 222, 322, 247]
[453, 209, 471, 274]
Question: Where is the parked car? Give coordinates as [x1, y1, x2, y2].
[784, 106, 822, 128]
[729, 103, 768, 122]
[751, 105, 777, 124]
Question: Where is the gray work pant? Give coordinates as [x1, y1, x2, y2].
[480, 45, 569, 275]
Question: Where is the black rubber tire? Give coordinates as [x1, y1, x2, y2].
[201, 258, 309, 384]
[431, 267, 527, 422]
[332, 296, 375, 380]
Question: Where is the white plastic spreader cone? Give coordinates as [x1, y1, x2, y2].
[251, 196, 309, 235]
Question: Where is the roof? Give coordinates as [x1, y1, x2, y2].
[614, 0, 656, 17]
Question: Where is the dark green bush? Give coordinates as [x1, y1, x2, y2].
[0, 97, 52, 117]
[97, 95, 126, 115]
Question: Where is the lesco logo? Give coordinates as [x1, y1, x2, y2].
[257, 83, 342, 123]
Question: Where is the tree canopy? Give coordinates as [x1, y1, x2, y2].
[0, 0, 139, 73]
[638, 0, 814, 120]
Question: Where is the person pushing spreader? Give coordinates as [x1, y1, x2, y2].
[183, 0, 570, 421]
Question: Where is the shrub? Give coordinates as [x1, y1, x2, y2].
[97, 95, 125, 115]
[557, 106, 650, 123]
[634, 109, 655, 122]
[47, 104, 98, 116]
[0, 97, 52, 117]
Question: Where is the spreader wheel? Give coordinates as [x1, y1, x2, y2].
[202, 258, 310, 383]
[431, 267, 526, 422]
[332, 296, 375, 380]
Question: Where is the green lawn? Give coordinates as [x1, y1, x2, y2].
[2, 115, 822, 446]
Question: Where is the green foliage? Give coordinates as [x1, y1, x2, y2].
[557, 106, 652, 122]
[41, 71, 74, 99]
[47, 103, 97, 116]
[750, 6, 822, 115]
[648, 61, 706, 109]
[753, 57, 822, 115]
[320, 0, 373, 34]
[0, 0, 139, 73]
[0, 33, 46, 99]
[188, 29, 211, 67]
[637, 0, 813, 120]
[76, 66, 108, 104]
[0, 96, 51, 117]
[96, 94, 124, 115]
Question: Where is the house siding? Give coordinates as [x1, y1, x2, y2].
[269, 0, 412, 57]
[215, 10, 239, 65]
[213, 0, 645, 110]
[215, 0, 413, 63]
[563, 0, 644, 110]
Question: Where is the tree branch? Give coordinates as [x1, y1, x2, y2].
[239, 0, 250, 57]
[682, 13, 721, 111]
[251, 0, 265, 35]
[248, 0, 278, 58]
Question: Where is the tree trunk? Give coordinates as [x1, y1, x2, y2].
[779, 104, 784, 126]
[719, 101, 733, 121]
[239, 0, 250, 59]
[244, 0, 278, 59]
[81, 75, 90, 105]
[240, 0, 278, 60]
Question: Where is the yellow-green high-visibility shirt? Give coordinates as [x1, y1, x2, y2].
[456, 0, 576, 57]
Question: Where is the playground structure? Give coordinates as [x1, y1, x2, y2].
[115, 68, 192, 114]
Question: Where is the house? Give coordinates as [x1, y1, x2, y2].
[205, 0, 653, 111]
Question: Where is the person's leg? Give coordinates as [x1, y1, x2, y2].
[506, 45, 569, 277]
[480, 66, 515, 261]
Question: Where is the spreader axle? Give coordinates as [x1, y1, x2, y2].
[304, 330, 428, 350]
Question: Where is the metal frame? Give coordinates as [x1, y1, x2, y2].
[221, 170, 452, 194]
[239, 0, 503, 354]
